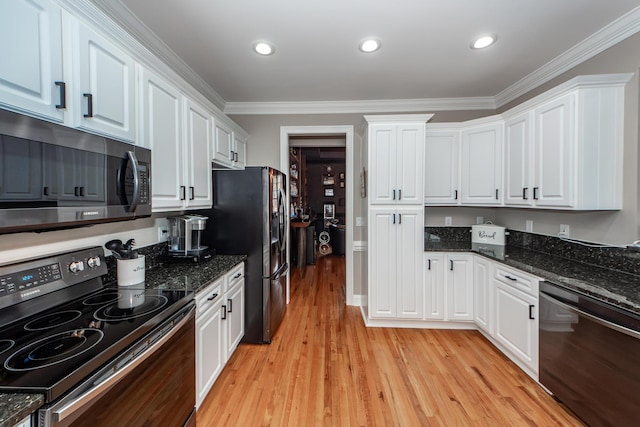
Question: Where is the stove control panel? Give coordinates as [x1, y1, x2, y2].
[0, 247, 107, 310]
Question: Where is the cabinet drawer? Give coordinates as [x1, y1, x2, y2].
[494, 265, 539, 296]
[225, 263, 245, 292]
[196, 277, 223, 316]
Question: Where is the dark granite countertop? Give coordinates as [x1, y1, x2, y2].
[425, 240, 640, 315]
[144, 254, 247, 293]
[0, 254, 246, 427]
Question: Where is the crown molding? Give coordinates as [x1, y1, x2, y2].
[75, 0, 227, 111]
[495, 6, 640, 107]
[224, 97, 496, 115]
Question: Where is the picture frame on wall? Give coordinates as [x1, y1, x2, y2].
[323, 203, 335, 219]
[325, 188, 334, 197]
[339, 181, 345, 188]
[322, 175, 335, 186]
[339, 172, 345, 179]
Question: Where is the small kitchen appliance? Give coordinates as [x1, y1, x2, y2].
[164, 215, 213, 262]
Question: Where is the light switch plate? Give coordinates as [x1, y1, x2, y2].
[476, 216, 484, 224]
[559, 224, 570, 237]
[445, 216, 452, 226]
[526, 220, 533, 232]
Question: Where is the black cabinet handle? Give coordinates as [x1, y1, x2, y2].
[74, 186, 81, 197]
[427, 259, 431, 270]
[523, 187, 528, 200]
[55, 81, 66, 109]
[189, 186, 195, 200]
[398, 189, 402, 200]
[80, 186, 85, 197]
[495, 189, 499, 200]
[228, 298, 233, 313]
[529, 305, 535, 320]
[83, 93, 93, 118]
[392, 213, 396, 224]
[234, 151, 238, 162]
[449, 260, 453, 271]
[43, 186, 49, 196]
[398, 213, 402, 224]
[533, 187, 539, 200]
[222, 305, 227, 320]
[504, 275, 517, 281]
[454, 190, 458, 200]
[180, 185, 186, 200]
[233, 272, 242, 279]
[207, 293, 218, 301]
[392, 189, 396, 200]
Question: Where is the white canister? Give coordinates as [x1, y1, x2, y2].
[471, 224, 507, 245]
[116, 255, 145, 287]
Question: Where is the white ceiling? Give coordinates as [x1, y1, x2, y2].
[110, 0, 640, 110]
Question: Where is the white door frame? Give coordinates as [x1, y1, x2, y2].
[280, 125, 355, 305]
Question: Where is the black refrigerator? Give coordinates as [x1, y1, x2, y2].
[195, 167, 288, 343]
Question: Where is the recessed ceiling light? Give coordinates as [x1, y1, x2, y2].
[252, 41, 275, 56]
[471, 34, 497, 49]
[359, 38, 381, 53]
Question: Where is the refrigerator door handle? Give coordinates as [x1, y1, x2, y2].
[264, 262, 289, 280]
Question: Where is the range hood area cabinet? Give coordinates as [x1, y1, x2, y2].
[424, 73, 632, 210]
[0, 0, 136, 142]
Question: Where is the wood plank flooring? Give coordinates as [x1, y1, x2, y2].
[197, 255, 583, 426]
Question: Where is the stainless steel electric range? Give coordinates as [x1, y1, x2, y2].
[0, 247, 196, 427]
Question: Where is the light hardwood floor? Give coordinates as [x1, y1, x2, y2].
[197, 255, 583, 426]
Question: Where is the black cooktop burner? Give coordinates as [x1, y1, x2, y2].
[4, 329, 104, 371]
[24, 310, 82, 331]
[0, 340, 14, 355]
[93, 295, 168, 321]
[83, 292, 121, 306]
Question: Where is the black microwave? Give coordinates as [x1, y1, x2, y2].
[0, 109, 151, 234]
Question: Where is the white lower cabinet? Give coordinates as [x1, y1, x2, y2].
[473, 256, 493, 334]
[195, 262, 245, 409]
[423, 253, 473, 322]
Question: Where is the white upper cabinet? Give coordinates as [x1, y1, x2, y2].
[183, 98, 213, 209]
[425, 127, 460, 205]
[504, 112, 533, 206]
[0, 0, 64, 122]
[366, 115, 430, 205]
[461, 119, 503, 206]
[72, 20, 136, 142]
[213, 120, 246, 170]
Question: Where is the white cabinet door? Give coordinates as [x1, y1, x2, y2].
[213, 120, 234, 168]
[461, 122, 503, 205]
[424, 254, 445, 320]
[396, 125, 424, 204]
[473, 256, 493, 334]
[225, 282, 244, 360]
[368, 207, 397, 318]
[504, 112, 533, 206]
[534, 94, 574, 208]
[446, 254, 474, 321]
[141, 67, 184, 211]
[396, 206, 424, 319]
[0, 0, 64, 122]
[425, 130, 460, 205]
[196, 303, 224, 409]
[184, 98, 212, 209]
[233, 135, 247, 169]
[73, 21, 135, 142]
[494, 280, 538, 373]
[369, 125, 397, 204]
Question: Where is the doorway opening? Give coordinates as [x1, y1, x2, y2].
[280, 126, 355, 306]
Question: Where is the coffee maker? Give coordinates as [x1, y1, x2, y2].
[164, 214, 213, 262]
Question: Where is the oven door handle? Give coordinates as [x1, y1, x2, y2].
[540, 292, 640, 340]
[53, 306, 195, 422]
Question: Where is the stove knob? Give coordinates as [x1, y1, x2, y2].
[87, 256, 101, 269]
[68, 261, 85, 273]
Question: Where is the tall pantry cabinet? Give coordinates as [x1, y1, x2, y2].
[365, 115, 432, 322]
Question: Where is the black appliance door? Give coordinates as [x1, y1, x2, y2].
[266, 262, 288, 342]
[539, 283, 640, 427]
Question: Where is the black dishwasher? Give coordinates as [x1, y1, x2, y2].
[539, 281, 640, 427]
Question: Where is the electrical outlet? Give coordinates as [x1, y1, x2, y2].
[526, 220, 533, 232]
[559, 224, 570, 237]
[476, 216, 484, 224]
[445, 216, 452, 226]
[356, 217, 364, 226]
[158, 225, 169, 242]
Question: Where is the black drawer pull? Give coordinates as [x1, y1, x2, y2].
[207, 293, 218, 301]
[233, 272, 242, 279]
[228, 298, 233, 313]
[529, 304, 535, 320]
[504, 275, 517, 281]
[427, 259, 431, 270]
[83, 93, 93, 118]
[449, 260, 453, 271]
[55, 81, 66, 109]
